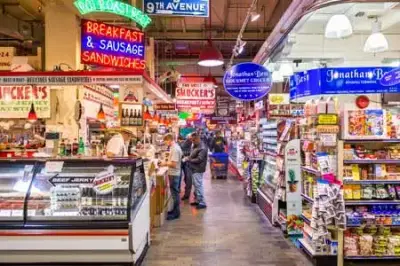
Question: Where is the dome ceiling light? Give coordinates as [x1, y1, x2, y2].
[325, 14, 353, 39]
[364, 18, 388, 53]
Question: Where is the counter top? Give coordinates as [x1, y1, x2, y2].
[0, 156, 144, 163]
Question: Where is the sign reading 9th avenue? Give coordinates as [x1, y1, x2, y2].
[81, 19, 146, 72]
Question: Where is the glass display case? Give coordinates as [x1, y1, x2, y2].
[0, 158, 146, 229]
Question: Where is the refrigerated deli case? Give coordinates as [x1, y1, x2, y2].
[0, 158, 150, 265]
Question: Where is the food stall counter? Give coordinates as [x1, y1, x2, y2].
[0, 157, 150, 265]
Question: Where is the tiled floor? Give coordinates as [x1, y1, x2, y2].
[143, 172, 313, 266]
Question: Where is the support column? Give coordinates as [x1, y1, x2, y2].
[44, 2, 81, 139]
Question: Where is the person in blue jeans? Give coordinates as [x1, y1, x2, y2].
[160, 134, 183, 220]
[185, 133, 207, 209]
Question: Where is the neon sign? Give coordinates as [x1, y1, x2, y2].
[74, 0, 152, 28]
[81, 19, 146, 71]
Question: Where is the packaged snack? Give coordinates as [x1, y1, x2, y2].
[375, 164, 387, 180]
[359, 234, 373, 255]
[362, 185, 374, 200]
[351, 164, 360, 181]
[352, 185, 361, 199]
[344, 185, 353, 200]
[388, 185, 396, 199]
[395, 186, 400, 199]
[375, 185, 389, 199]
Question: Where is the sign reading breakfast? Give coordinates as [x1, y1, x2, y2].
[81, 19, 146, 71]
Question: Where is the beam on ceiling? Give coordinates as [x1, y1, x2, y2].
[181, 18, 186, 33]
[263, 0, 279, 32]
[149, 30, 270, 39]
[223, 0, 230, 37]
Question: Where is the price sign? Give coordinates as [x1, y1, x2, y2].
[44, 161, 64, 173]
[318, 114, 338, 125]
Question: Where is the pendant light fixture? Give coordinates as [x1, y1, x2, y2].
[96, 103, 106, 122]
[325, 14, 353, 39]
[279, 61, 294, 77]
[27, 103, 38, 122]
[198, 0, 224, 67]
[364, 18, 388, 53]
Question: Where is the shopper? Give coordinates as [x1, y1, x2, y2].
[179, 134, 193, 201]
[210, 131, 227, 153]
[185, 133, 207, 209]
[106, 129, 133, 157]
[160, 134, 183, 220]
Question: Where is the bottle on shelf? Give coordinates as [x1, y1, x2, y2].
[121, 108, 126, 126]
[72, 138, 79, 156]
[78, 137, 85, 155]
[124, 109, 129, 126]
[129, 109, 134, 126]
[65, 140, 72, 156]
[137, 109, 142, 126]
[59, 139, 65, 156]
[133, 109, 138, 126]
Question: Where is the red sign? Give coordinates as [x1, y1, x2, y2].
[176, 78, 215, 112]
[81, 19, 146, 71]
[155, 103, 176, 111]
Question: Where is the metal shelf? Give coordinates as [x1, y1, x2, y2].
[301, 166, 321, 176]
[345, 200, 400, 205]
[299, 239, 335, 257]
[346, 224, 400, 228]
[344, 160, 400, 164]
[345, 256, 400, 260]
[301, 194, 314, 204]
[344, 139, 400, 143]
[344, 180, 400, 185]
[301, 214, 311, 225]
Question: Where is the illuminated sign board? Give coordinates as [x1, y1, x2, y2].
[74, 0, 152, 28]
[144, 0, 209, 17]
[81, 19, 146, 71]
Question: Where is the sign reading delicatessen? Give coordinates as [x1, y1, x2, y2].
[175, 77, 215, 113]
[0, 86, 50, 118]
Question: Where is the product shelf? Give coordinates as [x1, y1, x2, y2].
[346, 224, 400, 228]
[301, 166, 321, 176]
[301, 214, 311, 225]
[345, 200, 400, 205]
[301, 194, 314, 204]
[344, 139, 400, 143]
[344, 159, 400, 164]
[299, 239, 335, 257]
[345, 256, 400, 260]
[343, 180, 400, 185]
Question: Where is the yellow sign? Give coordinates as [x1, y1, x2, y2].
[318, 114, 338, 125]
[269, 94, 289, 105]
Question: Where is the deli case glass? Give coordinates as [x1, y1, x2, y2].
[0, 158, 150, 265]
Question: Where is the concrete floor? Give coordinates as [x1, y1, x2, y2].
[143, 173, 313, 266]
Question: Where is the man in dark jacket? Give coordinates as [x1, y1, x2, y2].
[210, 131, 227, 153]
[185, 133, 207, 209]
[178, 134, 193, 200]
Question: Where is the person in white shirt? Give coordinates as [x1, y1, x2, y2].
[106, 129, 133, 157]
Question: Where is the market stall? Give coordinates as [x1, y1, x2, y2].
[254, 1, 400, 266]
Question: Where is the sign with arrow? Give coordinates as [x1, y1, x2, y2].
[49, 175, 95, 186]
[143, 0, 209, 17]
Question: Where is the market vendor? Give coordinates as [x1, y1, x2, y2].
[106, 128, 134, 157]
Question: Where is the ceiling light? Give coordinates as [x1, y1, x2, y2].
[325, 14, 353, 39]
[279, 62, 294, 77]
[272, 71, 284, 83]
[250, 11, 260, 22]
[364, 20, 388, 53]
[198, 41, 224, 67]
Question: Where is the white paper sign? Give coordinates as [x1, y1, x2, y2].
[45, 161, 64, 173]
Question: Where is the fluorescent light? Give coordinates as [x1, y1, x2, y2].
[109, 85, 120, 89]
[250, 11, 260, 22]
[364, 21, 388, 53]
[389, 61, 400, 67]
[272, 71, 284, 83]
[279, 62, 293, 77]
[325, 14, 353, 39]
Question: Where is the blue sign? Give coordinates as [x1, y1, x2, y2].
[290, 67, 400, 100]
[223, 62, 272, 101]
[143, 0, 209, 17]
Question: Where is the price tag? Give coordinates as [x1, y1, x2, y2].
[0, 210, 11, 217]
[45, 161, 64, 173]
[318, 114, 338, 125]
[11, 210, 23, 216]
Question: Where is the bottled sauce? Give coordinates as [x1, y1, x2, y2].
[65, 140, 72, 156]
[326, 97, 336, 114]
[129, 109, 134, 126]
[123, 109, 129, 126]
[317, 97, 326, 114]
[133, 109, 138, 126]
[81, 187, 87, 206]
[121, 109, 125, 126]
[59, 139, 65, 156]
[72, 138, 79, 156]
[78, 137, 85, 155]
[91, 141, 97, 157]
[137, 109, 142, 125]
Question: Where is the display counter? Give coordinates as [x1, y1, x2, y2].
[0, 157, 149, 265]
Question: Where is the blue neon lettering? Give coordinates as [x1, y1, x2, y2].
[99, 39, 106, 50]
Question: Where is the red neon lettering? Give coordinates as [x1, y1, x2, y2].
[81, 51, 146, 71]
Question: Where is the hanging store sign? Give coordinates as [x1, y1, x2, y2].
[74, 0, 152, 28]
[0, 73, 143, 85]
[210, 94, 236, 124]
[143, 0, 209, 17]
[0, 47, 14, 71]
[155, 103, 176, 111]
[289, 67, 400, 101]
[0, 86, 50, 118]
[81, 19, 146, 71]
[223, 62, 272, 101]
[176, 78, 215, 113]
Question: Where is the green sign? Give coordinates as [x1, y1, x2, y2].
[74, 0, 152, 28]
